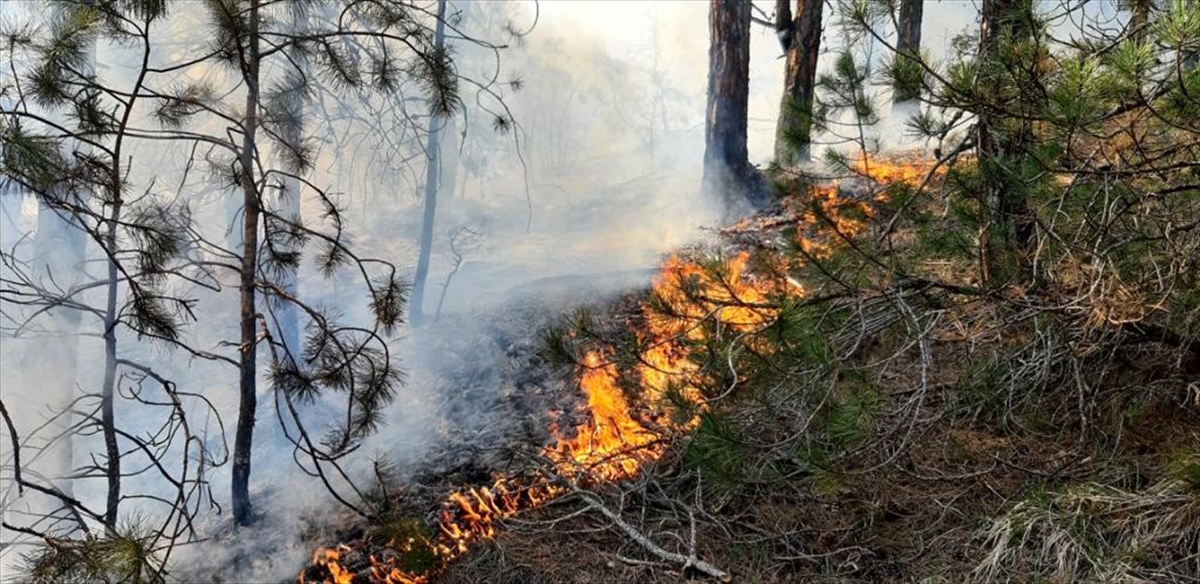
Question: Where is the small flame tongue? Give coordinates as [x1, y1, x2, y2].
[543, 351, 658, 480]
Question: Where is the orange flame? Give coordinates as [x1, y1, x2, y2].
[305, 253, 778, 583]
[306, 154, 934, 583]
[795, 153, 945, 260]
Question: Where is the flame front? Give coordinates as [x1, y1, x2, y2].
[305, 254, 776, 583]
[305, 155, 929, 583]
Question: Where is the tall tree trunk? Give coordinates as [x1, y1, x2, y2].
[98, 24, 150, 531]
[275, 172, 301, 360]
[409, 0, 449, 328]
[232, 0, 262, 526]
[978, 0, 1036, 283]
[703, 0, 753, 203]
[26, 7, 97, 501]
[100, 192, 121, 530]
[893, 0, 923, 103]
[773, 0, 823, 166]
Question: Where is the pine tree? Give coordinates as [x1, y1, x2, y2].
[704, 0, 755, 204]
[774, 0, 824, 165]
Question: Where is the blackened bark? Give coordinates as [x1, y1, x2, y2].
[773, 0, 823, 166]
[893, 0, 924, 102]
[233, 0, 262, 526]
[704, 0, 753, 202]
[409, 0, 449, 327]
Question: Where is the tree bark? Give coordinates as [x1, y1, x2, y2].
[703, 0, 754, 202]
[232, 0, 262, 526]
[274, 6, 305, 362]
[1128, 0, 1151, 39]
[409, 0, 449, 328]
[275, 172, 301, 360]
[98, 20, 151, 531]
[893, 0, 923, 103]
[773, 0, 823, 166]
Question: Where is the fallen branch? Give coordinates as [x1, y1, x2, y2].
[572, 488, 732, 582]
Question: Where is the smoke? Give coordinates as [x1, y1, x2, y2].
[0, 1, 1000, 582]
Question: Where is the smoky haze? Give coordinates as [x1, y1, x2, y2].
[0, 1, 992, 581]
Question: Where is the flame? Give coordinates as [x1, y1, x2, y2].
[307, 547, 355, 584]
[304, 254, 777, 583]
[850, 152, 942, 185]
[543, 351, 658, 479]
[305, 155, 935, 583]
[794, 153, 947, 260]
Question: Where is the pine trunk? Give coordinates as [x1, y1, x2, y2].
[232, 0, 262, 526]
[409, 0, 449, 327]
[773, 0, 823, 166]
[1129, 0, 1150, 38]
[703, 0, 753, 201]
[100, 195, 121, 530]
[893, 0, 923, 103]
[978, 0, 1036, 283]
[30, 201, 85, 494]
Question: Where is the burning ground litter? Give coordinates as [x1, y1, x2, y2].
[304, 250, 780, 584]
[298, 153, 1198, 583]
[300, 156, 934, 584]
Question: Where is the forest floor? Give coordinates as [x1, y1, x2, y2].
[303, 159, 1199, 584]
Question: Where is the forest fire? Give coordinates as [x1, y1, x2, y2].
[303, 157, 925, 583]
[795, 153, 946, 260]
[305, 251, 780, 583]
[7, 0, 1191, 579]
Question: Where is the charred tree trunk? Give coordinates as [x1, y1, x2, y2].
[773, 0, 823, 166]
[978, 0, 1036, 284]
[410, 0, 449, 327]
[704, 0, 754, 204]
[893, 0, 923, 103]
[232, 0, 262, 526]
